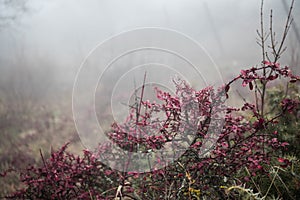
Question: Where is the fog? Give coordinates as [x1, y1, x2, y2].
[1, 0, 299, 81]
[0, 0, 299, 149]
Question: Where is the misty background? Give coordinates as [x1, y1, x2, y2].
[0, 0, 299, 151]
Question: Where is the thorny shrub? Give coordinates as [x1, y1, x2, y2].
[2, 144, 120, 199]
[2, 60, 299, 199]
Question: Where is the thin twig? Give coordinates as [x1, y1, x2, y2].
[39, 149, 48, 171]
